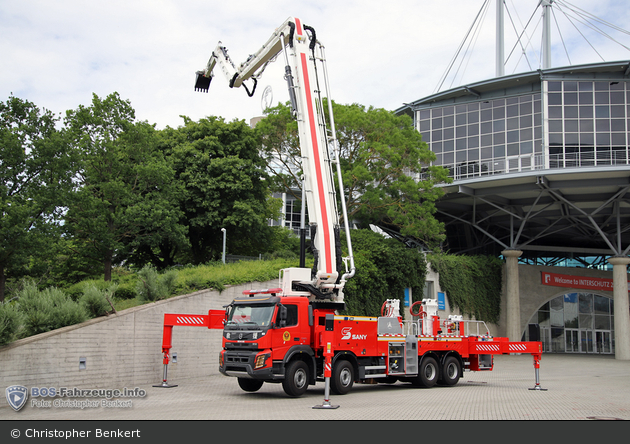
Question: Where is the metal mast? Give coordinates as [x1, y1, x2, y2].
[496, 0, 505, 77]
[542, 0, 554, 69]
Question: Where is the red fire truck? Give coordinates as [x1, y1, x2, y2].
[157, 17, 544, 400]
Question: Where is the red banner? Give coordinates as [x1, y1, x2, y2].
[541, 271, 628, 292]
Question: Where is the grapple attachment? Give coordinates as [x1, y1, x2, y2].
[194, 71, 212, 92]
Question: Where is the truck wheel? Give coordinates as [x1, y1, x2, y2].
[440, 356, 461, 386]
[331, 360, 354, 395]
[237, 378, 264, 392]
[282, 360, 309, 397]
[414, 356, 438, 388]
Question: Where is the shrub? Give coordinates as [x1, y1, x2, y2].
[17, 281, 89, 337]
[136, 266, 178, 302]
[113, 282, 137, 300]
[0, 302, 23, 345]
[80, 283, 116, 318]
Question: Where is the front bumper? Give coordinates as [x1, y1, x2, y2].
[220, 350, 283, 380]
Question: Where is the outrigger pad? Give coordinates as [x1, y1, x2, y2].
[194, 71, 211, 92]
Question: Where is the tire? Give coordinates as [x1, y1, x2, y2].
[331, 360, 354, 395]
[282, 360, 309, 397]
[237, 378, 264, 392]
[413, 356, 439, 388]
[440, 356, 462, 387]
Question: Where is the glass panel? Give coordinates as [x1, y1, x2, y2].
[550, 297, 564, 327]
[579, 314, 593, 329]
[548, 106, 563, 118]
[565, 106, 579, 118]
[538, 310, 550, 327]
[579, 92, 593, 104]
[579, 293, 593, 313]
[594, 315, 610, 330]
[564, 92, 578, 105]
[551, 327, 565, 352]
[594, 295, 610, 314]
[548, 93, 563, 105]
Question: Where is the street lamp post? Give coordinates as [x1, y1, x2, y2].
[221, 228, 226, 264]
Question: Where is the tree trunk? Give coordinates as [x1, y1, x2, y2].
[0, 266, 5, 303]
[104, 252, 113, 282]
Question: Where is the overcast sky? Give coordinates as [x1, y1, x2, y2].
[2, 0, 630, 129]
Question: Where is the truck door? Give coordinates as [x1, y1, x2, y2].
[273, 302, 308, 361]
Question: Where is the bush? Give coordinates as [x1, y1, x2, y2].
[0, 302, 23, 345]
[136, 266, 178, 302]
[341, 229, 427, 317]
[427, 253, 503, 323]
[113, 282, 137, 300]
[17, 281, 89, 337]
[80, 283, 116, 318]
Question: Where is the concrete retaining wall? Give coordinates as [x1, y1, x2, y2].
[0, 280, 277, 407]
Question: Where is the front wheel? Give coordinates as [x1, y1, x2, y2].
[282, 360, 309, 397]
[331, 360, 354, 395]
[237, 378, 264, 392]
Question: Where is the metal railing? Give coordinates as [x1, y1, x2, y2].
[439, 150, 630, 181]
[401, 318, 492, 337]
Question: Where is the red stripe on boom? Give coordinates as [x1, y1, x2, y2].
[300, 51, 332, 273]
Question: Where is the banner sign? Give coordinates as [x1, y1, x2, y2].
[541, 271, 629, 292]
[438, 292, 445, 310]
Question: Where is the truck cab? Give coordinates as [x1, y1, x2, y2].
[219, 292, 322, 396]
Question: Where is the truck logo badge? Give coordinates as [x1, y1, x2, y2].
[341, 327, 366, 341]
[283, 331, 291, 341]
[6, 385, 28, 412]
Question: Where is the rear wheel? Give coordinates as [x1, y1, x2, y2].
[237, 378, 264, 392]
[413, 356, 439, 388]
[282, 360, 309, 397]
[439, 356, 462, 386]
[331, 360, 354, 395]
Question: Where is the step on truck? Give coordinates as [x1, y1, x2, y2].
[157, 17, 544, 398]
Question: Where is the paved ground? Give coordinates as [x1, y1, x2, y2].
[1, 353, 628, 423]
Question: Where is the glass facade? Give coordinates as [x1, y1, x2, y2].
[547, 80, 629, 167]
[526, 293, 615, 354]
[418, 94, 543, 180]
[415, 76, 630, 180]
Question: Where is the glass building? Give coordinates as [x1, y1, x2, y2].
[398, 62, 630, 353]
[397, 62, 630, 262]
[527, 292, 615, 354]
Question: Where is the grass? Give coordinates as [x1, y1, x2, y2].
[0, 258, 308, 346]
[111, 258, 302, 312]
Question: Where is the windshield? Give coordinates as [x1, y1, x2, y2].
[226, 304, 276, 329]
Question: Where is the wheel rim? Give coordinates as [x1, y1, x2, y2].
[446, 362, 458, 379]
[424, 362, 437, 380]
[294, 368, 307, 388]
[340, 367, 352, 387]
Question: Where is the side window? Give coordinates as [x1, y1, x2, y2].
[285, 305, 298, 327]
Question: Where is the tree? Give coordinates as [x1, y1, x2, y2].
[256, 101, 452, 248]
[158, 116, 281, 264]
[63, 93, 187, 280]
[341, 229, 427, 317]
[0, 95, 73, 301]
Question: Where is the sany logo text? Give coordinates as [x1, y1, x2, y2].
[340, 327, 367, 341]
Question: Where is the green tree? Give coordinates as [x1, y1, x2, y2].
[256, 101, 451, 248]
[158, 116, 281, 264]
[0, 95, 73, 301]
[63, 93, 187, 280]
[342, 229, 427, 317]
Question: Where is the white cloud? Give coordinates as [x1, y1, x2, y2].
[1, 0, 629, 129]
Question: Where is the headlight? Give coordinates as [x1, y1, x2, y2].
[219, 351, 224, 367]
[254, 353, 270, 369]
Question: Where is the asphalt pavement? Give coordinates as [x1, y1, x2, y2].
[2, 353, 629, 422]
